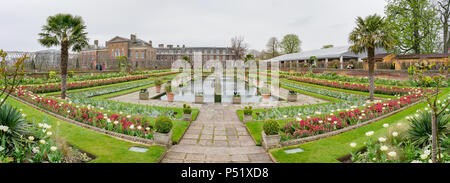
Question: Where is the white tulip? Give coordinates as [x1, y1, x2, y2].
[388, 151, 397, 158]
[50, 146, 57, 152]
[365, 131, 374, 136]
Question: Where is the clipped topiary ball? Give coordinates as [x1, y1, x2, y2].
[155, 116, 173, 133]
[263, 119, 280, 135]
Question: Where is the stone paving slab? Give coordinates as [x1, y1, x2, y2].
[162, 104, 273, 163]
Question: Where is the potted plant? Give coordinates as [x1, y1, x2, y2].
[260, 86, 271, 100]
[153, 116, 173, 146]
[182, 104, 192, 121]
[165, 85, 174, 102]
[195, 92, 204, 104]
[232, 91, 241, 104]
[261, 119, 281, 150]
[139, 88, 149, 100]
[243, 106, 253, 122]
[154, 78, 163, 93]
[287, 90, 297, 102]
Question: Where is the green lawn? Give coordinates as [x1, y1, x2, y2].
[270, 88, 450, 163]
[246, 119, 291, 146]
[6, 97, 166, 163]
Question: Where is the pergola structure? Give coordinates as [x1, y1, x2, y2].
[263, 45, 386, 70]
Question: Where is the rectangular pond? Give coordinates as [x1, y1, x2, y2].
[158, 76, 279, 103]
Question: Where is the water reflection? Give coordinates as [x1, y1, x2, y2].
[159, 76, 278, 103]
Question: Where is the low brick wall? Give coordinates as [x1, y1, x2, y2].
[279, 100, 421, 147]
[11, 95, 156, 146]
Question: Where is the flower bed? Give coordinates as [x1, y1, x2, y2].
[287, 76, 415, 95]
[15, 89, 154, 140]
[281, 92, 423, 140]
[19, 72, 179, 94]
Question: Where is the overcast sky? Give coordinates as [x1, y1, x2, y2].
[0, 0, 386, 52]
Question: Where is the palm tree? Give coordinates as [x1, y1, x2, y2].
[38, 14, 89, 99]
[349, 14, 394, 100]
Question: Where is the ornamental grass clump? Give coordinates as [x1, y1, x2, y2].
[407, 109, 449, 148]
[154, 78, 163, 86]
[155, 116, 173, 133]
[263, 119, 280, 135]
[164, 85, 172, 93]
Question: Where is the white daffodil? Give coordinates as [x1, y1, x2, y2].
[378, 137, 387, 143]
[46, 131, 52, 136]
[350, 142, 357, 148]
[383, 124, 389, 128]
[28, 136, 35, 141]
[39, 139, 46, 144]
[380, 145, 388, 151]
[392, 132, 398, 137]
[420, 154, 428, 160]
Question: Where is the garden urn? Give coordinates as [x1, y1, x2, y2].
[287, 93, 297, 102]
[261, 131, 281, 150]
[233, 96, 241, 104]
[154, 130, 173, 146]
[167, 92, 174, 102]
[183, 113, 192, 121]
[195, 96, 204, 104]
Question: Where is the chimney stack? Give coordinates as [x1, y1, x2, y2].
[167, 45, 173, 48]
[182, 45, 185, 48]
[177, 45, 180, 48]
[158, 44, 164, 48]
[130, 34, 136, 41]
[149, 40, 152, 47]
[94, 40, 99, 47]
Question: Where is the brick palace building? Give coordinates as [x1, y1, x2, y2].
[80, 34, 235, 70]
